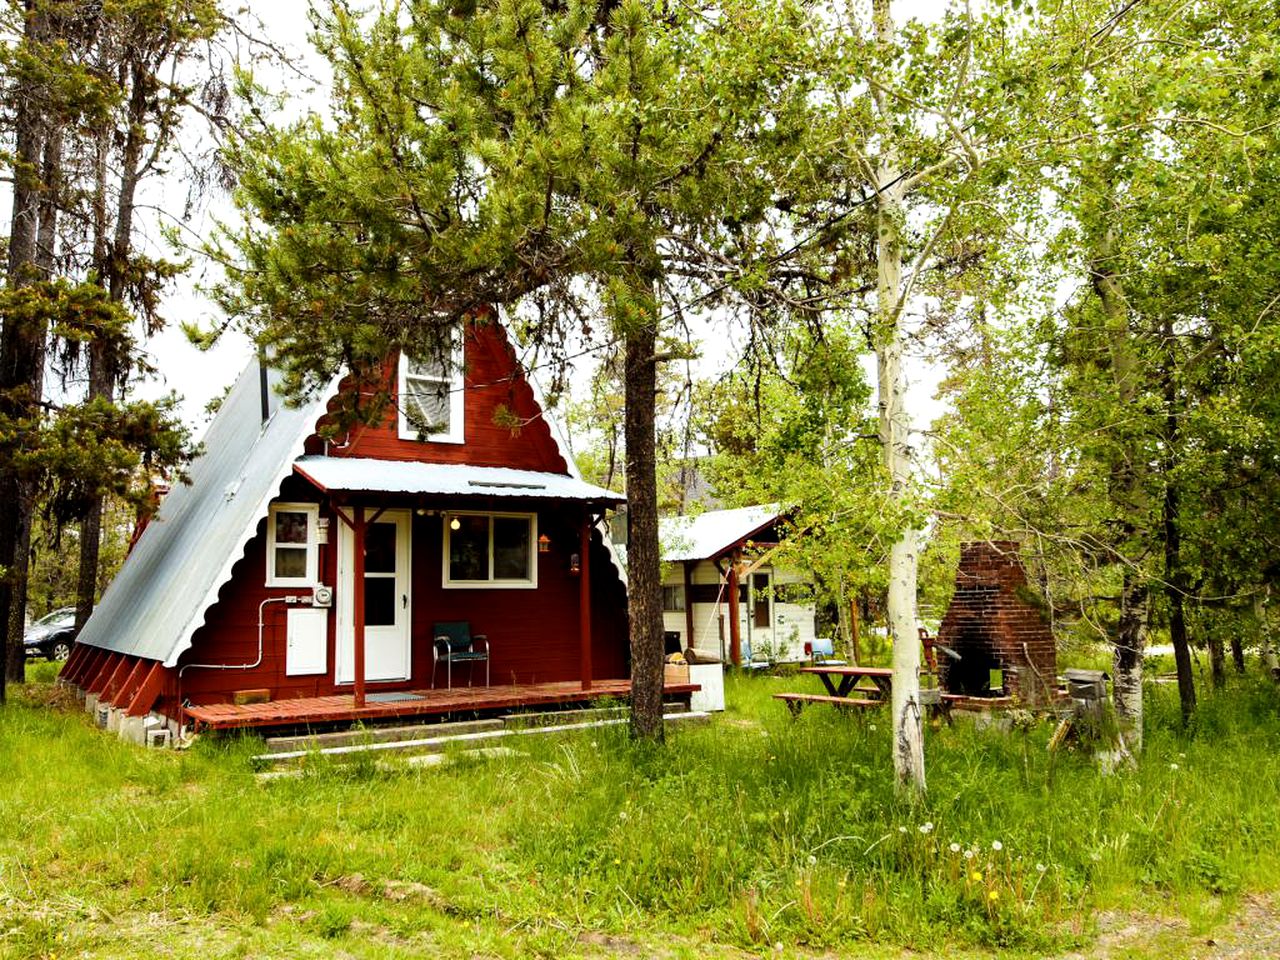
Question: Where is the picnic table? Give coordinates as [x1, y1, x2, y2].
[774, 665, 895, 716]
[800, 665, 894, 698]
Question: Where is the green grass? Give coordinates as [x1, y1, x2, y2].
[1, 668, 1278, 958]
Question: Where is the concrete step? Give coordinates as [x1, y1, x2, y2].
[500, 702, 688, 728]
[252, 710, 710, 769]
[261, 717, 504, 754]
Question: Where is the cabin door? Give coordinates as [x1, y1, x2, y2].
[336, 509, 412, 683]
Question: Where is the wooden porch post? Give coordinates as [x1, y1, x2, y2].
[579, 513, 593, 691]
[727, 553, 742, 667]
[682, 561, 695, 652]
[352, 505, 367, 710]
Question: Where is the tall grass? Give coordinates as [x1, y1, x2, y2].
[1, 669, 1278, 957]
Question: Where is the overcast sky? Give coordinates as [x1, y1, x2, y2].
[128, 0, 950, 436]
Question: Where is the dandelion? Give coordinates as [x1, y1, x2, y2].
[991, 840, 1003, 852]
[899, 826, 908, 834]
[837, 879, 847, 889]
[1169, 762, 1179, 771]
[963, 849, 975, 861]
[868, 723, 878, 732]
[1036, 863, 1047, 873]
[613, 858, 621, 865]
[807, 854, 817, 866]
[950, 842, 961, 853]
[969, 871, 983, 883]
[1090, 851, 1102, 862]
[919, 821, 934, 835]
[988, 890, 1000, 902]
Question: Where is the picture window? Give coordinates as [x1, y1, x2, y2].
[443, 512, 536, 588]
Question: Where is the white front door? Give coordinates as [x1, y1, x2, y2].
[336, 509, 412, 683]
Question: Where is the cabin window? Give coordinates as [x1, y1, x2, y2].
[398, 332, 464, 444]
[267, 503, 319, 586]
[662, 585, 685, 612]
[443, 512, 537, 588]
[752, 572, 771, 628]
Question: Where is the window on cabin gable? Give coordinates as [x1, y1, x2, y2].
[398, 331, 464, 444]
[267, 503, 319, 586]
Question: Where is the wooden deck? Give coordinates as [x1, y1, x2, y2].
[183, 679, 699, 731]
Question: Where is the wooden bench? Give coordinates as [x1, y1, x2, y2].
[774, 692, 885, 718]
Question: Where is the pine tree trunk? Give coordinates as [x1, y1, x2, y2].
[1256, 591, 1279, 681]
[77, 51, 147, 631]
[1160, 323, 1196, 721]
[625, 320, 664, 742]
[1207, 633, 1225, 688]
[1230, 634, 1246, 675]
[0, 1, 56, 694]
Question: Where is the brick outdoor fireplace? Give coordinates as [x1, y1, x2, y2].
[936, 541, 1057, 706]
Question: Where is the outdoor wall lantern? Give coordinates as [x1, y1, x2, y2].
[449, 516, 461, 531]
[537, 533, 552, 554]
[569, 552, 581, 575]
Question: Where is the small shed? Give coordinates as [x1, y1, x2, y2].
[659, 505, 818, 665]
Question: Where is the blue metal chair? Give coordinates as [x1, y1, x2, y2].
[431, 621, 490, 688]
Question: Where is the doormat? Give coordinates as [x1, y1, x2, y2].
[366, 692, 426, 703]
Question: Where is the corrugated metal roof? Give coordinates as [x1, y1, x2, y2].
[293, 456, 624, 503]
[524, 365, 629, 586]
[76, 359, 338, 666]
[660, 504, 783, 562]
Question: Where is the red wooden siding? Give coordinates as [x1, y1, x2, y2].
[307, 316, 568, 474]
[165, 496, 628, 714]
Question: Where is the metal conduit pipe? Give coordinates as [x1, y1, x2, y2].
[178, 595, 308, 680]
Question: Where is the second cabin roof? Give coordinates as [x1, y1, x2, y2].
[660, 504, 784, 563]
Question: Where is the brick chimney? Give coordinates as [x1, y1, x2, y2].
[936, 541, 1056, 706]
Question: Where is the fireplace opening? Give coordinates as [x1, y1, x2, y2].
[945, 645, 1001, 697]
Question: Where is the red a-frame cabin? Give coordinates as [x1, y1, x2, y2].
[64, 314, 691, 741]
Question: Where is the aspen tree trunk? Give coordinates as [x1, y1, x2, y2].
[1091, 223, 1148, 754]
[872, 0, 924, 796]
[1114, 573, 1147, 751]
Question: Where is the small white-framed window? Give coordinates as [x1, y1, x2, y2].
[267, 502, 319, 586]
[398, 332, 464, 444]
[662, 585, 686, 612]
[442, 511, 537, 589]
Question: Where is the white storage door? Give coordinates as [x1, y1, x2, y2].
[286, 608, 328, 676]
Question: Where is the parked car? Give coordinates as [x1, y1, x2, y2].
[24, 606, 78, 661]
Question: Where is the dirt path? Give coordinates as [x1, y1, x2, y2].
[1056, 895, 1280, 960]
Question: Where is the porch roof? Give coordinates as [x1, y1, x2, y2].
[294, 456, 624, 505]
[660, 503, 784, 562]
